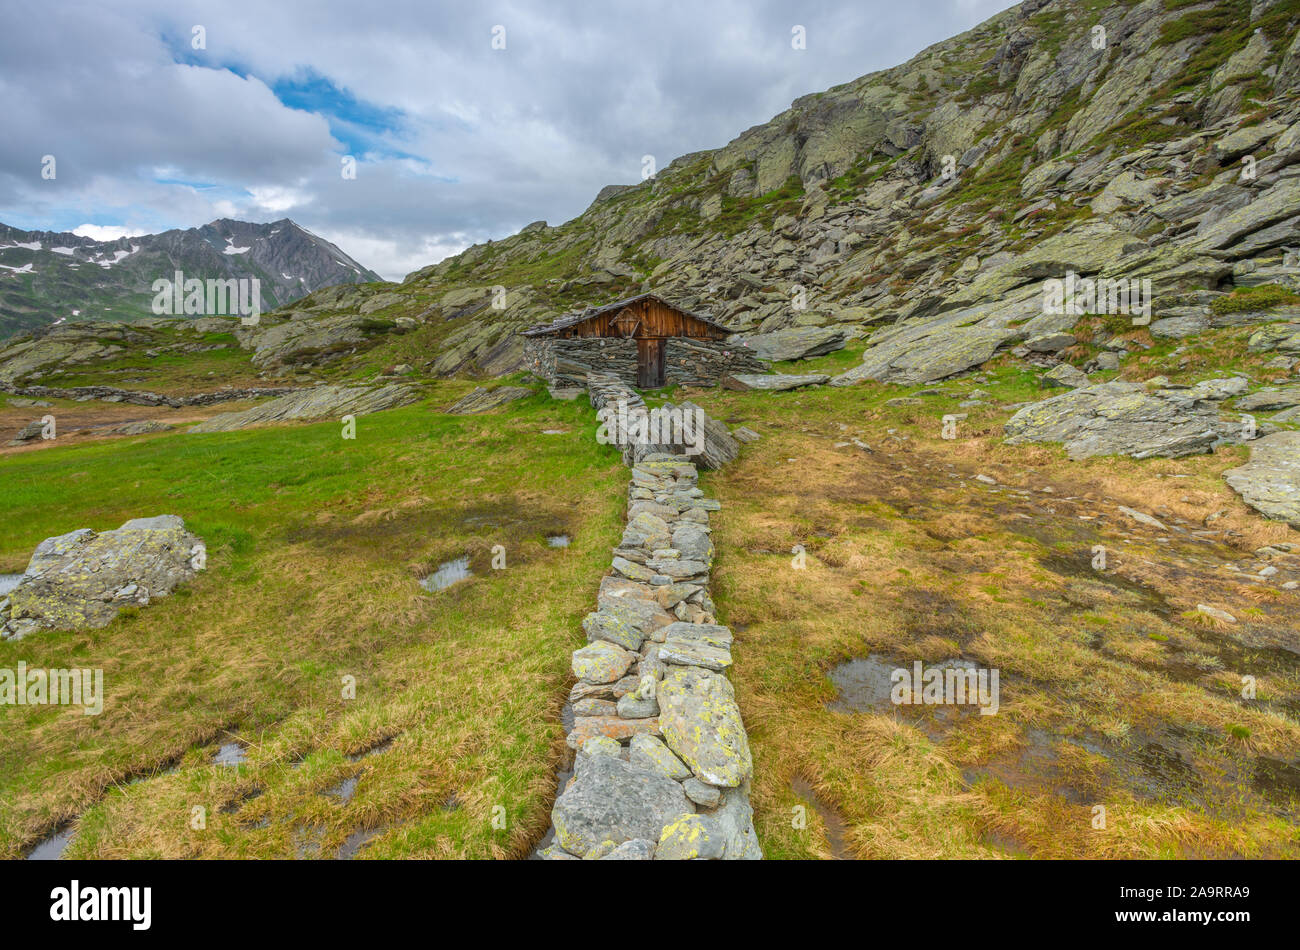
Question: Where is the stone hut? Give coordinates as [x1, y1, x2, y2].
[521, 293, 764, 389]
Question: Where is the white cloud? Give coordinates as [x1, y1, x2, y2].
[71, 224, 150, 242]
[2, 0, 1020, 279]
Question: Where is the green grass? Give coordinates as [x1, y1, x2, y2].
[1210, 283, 1300, 315]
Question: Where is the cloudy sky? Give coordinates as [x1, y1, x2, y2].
[0, 0, 1016, 281]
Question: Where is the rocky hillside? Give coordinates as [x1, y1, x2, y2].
[2, 0, 1298, 386]
[0, 218, 381, 339]
[163, 0, 1292, 382]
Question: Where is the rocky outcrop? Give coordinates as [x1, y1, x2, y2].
[832, 302, 1025, 386]
[442, 386, 534, 414]
[731, 327, 848, 362]
[189, 383, 420, 433]
[1225, 431, 1300, 528]
[240, 312, 408, 370]
[538, 382, 760, 860]
[1003, 379, 1247, 460]
[1, 515, 204, 640]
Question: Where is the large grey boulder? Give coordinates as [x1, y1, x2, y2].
[1003, 381, 1241, 460]
[550, 754, 692, 858]
[1191, 179, 1300, 254]
[731, 327, 847, 362]
[189, 384, 419, 433]
[704, 785, 764, 860]
[2, 515, 203, 639]
[1224, 431, 1300, 528]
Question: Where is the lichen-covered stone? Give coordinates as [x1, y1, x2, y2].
[599, 838, 656, 859]
[1003, 380, 1240, 460]
[655, 814, 725, 860]
[571, 641, 636, 684]
[657, 666, 753, 788]
[628, 734, 692, 780]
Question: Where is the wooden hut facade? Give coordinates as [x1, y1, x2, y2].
[521, 293, 763, 389]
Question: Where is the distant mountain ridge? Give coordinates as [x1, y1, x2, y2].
[0, 218, 381, 338]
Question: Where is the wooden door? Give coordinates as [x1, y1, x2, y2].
[637, 339, 665, 388]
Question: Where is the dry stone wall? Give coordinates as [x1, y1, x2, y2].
[536, 376, 761, 860]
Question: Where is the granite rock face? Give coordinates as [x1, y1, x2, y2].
[1, 515, 204, 639]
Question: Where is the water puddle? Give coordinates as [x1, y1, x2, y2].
[0, 574, 23, 596]
[827, 654, 990, 726]
[546, 535, 571, 548]
[347, 737, 395, 762]
[790, 776, 851, 859]
[326, 776, 358, 804]
[826, 656, 897, 713]
[220, 788, 263, 814]
[215, 743, 247, 766]
[26, 826, 73, 860]
[338, 827, 380, 860]
[1253, 757, 1300, 803]
[419, 557, 472, 592]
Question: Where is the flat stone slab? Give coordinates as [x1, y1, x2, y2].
[1235, 386, 1300, 413]
[657, 666, 753, 788]
[443, 385, 534, 414]
[722, 373, 830, 392]
[1225, 431, 1300, 528]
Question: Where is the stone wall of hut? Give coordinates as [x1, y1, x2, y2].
[524, 336, 764, 389]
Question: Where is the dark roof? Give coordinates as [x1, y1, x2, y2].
[521, 292, 733, 337]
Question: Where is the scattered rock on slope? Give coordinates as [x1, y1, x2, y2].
[1224, 431, 1300, 528]
[1003, 380, 1244, 460]
[1, 515, 203, 639]
[189, 383, 420, 433]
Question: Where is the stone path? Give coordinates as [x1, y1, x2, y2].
[536, 377, 761, 860]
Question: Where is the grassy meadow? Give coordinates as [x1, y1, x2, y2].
[682, 335, 1300, 859]
[0, 386, 627, 858]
